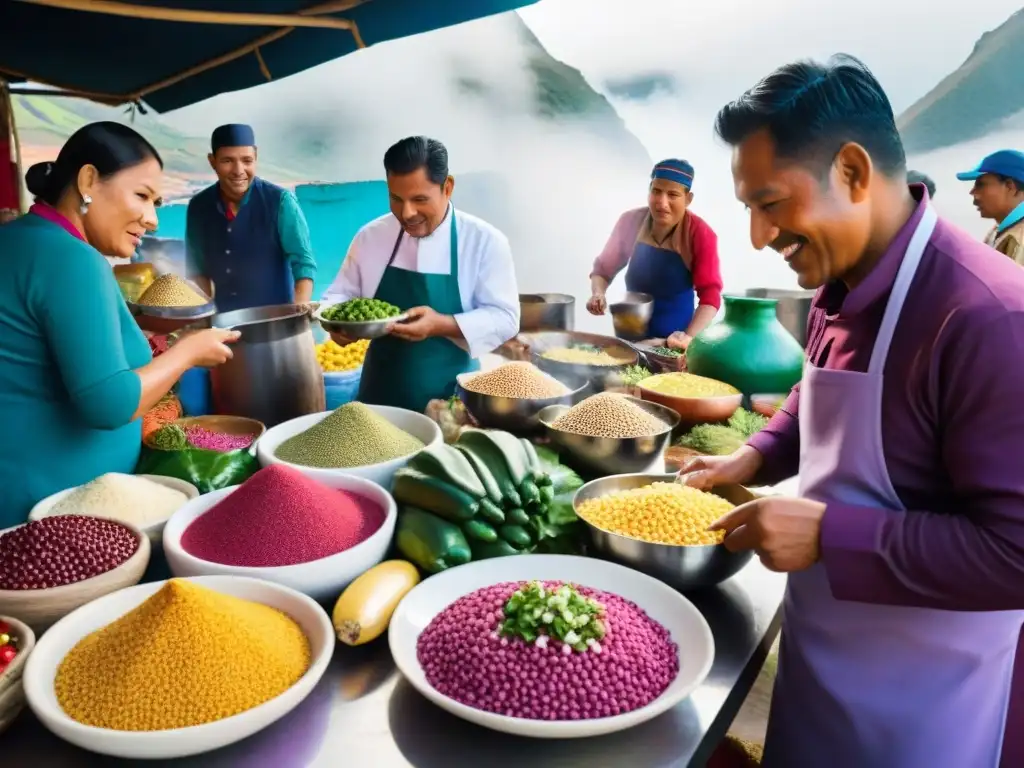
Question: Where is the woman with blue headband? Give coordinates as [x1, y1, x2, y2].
[587, 159, 722, 350]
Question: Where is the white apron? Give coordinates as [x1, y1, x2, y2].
[762, 205, 1023, 768]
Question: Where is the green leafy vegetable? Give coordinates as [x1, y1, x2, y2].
[677, 423, 746, 456]
[619, 364, 653, 387]
[728, 408, 769, 439]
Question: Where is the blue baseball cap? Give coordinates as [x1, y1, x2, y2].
[956, 150, 1024, 184]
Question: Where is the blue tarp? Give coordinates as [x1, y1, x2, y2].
[1, 0, 538, 112]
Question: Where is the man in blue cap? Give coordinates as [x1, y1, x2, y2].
[184, 124, 316, 312]
[957, 149, 1024, 264]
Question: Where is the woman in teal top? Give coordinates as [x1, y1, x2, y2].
[0, 122, 240, 526]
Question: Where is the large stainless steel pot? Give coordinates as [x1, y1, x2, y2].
[209, 305, 326, 427]
[519, 293, 575, 332]
[744, 288, 814, 347]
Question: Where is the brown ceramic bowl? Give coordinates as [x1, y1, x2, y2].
[144, 415, 266, 451]
[751, 393, 786, 418]
[637, 375, 742, 427]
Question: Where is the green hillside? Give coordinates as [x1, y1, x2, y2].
[898, 9, 1024, 153]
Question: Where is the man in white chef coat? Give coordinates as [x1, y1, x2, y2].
[322, 136, 520, 412]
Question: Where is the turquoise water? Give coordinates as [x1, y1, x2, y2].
[153, 175, 506, 300]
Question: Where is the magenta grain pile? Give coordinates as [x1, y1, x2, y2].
[180, 465, 386, 567]
[185, 426, 255, 452]
[0, 516, 139, 590]
[417, 581, 678, 720]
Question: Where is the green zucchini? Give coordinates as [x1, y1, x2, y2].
[478, 498, 506, 525]
[407, 443, 486, 499]
[392, 468, 479, 523]
[505, 507, 530, 526]
[498, 524, 533, 550]
[396, 506, 472, 574]
[456, 431, 522, 507]
[462, 519, 499, 543]
[470, 539, 520, 560]
[453, 444, 503, 505]
[518, 438, 550, 485]
[481, 430, 532, 486]
[538, 484, 555, 505]
[519, 477, 541, 508]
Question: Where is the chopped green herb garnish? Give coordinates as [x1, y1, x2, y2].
[499, 581, 606, 653]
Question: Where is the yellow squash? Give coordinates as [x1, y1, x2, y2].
[332, 560, 420, 645]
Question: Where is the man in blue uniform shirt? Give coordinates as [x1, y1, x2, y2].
[185, 124, 316, 312]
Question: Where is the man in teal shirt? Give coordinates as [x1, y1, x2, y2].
[185, 124, 316, 312]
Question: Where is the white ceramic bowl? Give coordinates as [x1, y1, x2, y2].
[256, 405, 442, 489]
[389, 554, 715, 739]
[28, 475, 200, 545]
[162, 474, 396, 602]
[22, 575, 334, 759]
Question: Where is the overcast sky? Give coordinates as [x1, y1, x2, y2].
[520, 0, 1022, 115]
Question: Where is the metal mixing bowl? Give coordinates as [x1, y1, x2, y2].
[573, 473, 756, 590]
[537, 396, 679, 475]
[520, 330, 638, 393]
[609, 292, 654, 341]
[456, 372, 589, 433]
[519, 293, 576, 332]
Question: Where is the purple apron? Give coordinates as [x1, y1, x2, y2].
[763, 204, 1021, 768]
[624, 226, 695, 339]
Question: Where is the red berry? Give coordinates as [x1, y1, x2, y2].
[0, 646, 16, 663]
[0, 621, 9, 634]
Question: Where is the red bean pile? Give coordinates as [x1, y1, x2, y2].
[0, 515, 139, 590]
[180, 465, 387, 567]
[417, 581, 679, 720]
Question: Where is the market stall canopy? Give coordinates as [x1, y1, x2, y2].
[0, 0, 540, 112]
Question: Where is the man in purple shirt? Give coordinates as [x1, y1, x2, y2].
[681, 54, 1024, 768]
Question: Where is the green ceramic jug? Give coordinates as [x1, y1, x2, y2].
[687, 295, 804, 396]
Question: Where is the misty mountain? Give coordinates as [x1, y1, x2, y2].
[898, 8, 1024, 154]
[12, 11, 648, 196]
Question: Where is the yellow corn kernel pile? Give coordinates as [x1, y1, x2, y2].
[55, 579, 310, 731]
[640, 372, 740, 398]
[316, 338, 369, 372]
[577, 482, 733, 546]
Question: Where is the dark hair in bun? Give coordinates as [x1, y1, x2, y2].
[26, 121, 163, 206]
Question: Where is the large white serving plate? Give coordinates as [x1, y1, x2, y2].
[389, 554, 714, 739]
[256, 405, 442, 489]
[22, 575, 334, 759]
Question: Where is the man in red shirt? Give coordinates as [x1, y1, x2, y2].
[586, 158, 722, 350]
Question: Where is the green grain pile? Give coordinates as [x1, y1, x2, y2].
[150, 423, 187, 451]
[275, 402, 425, 468]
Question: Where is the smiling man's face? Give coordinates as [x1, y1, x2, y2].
[731, 128, 873, 289]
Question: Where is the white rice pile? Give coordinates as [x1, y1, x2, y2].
[50, 473, 188, 527]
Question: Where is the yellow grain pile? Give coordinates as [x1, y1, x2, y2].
[640, 372, 740, 398]
[552, 393, 667, 438]
[542, 347, 623, 366]
[576, 482, 732, 545]
[462, 362, 570, 399]
[137, 274, 208, 307]
[55, 579, 310, 731]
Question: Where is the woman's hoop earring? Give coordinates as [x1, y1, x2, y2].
[79, 195, 92, 216]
